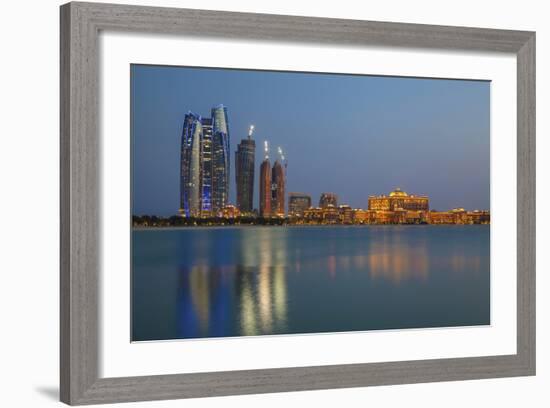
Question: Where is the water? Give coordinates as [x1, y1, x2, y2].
[131, 225, 490, 341]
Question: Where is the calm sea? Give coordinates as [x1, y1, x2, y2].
[131, 225, 490, 341]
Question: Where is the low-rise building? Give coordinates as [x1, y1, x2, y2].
[468, 210, 490, 224]
[303, 207, 323, 224]
[338, 205, 354, 224]
[429, 211, 457, 224]
[219, 204, 241, 219]
[353, 209, 374, 224]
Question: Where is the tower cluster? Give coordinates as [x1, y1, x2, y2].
[181, 106, 287, 218]
[180, 105, 230, 217]
[259, 142, 286, 217]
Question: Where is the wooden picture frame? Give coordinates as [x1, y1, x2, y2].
[60, 2, 535, 405]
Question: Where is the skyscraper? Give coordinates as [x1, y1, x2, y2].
[288, 193, 311, 216]
[259, 141, 271, 218]
[180, 113, 202, 217]
[180, 106, 231, 217]
[211, 105, 230, 212]
[200, 117, 213, 215]
[271, 160, 285, 217]
[319, 192, 338, 208]
[235, 125, 256, 214]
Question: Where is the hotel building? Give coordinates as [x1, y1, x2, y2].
[430, 208, 490, 225]
[368, 187, 429, 212]
[338, 205, 354, 224]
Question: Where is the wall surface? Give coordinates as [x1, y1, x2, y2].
[0, 0, 546, 407]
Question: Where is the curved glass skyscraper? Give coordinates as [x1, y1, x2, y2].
[180, 105, 230, 217]
[211, 105, 230, 212]
[180, 113, 202, 217]
[199, 118, 213, 214]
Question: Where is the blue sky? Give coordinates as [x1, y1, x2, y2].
[131, 64, 490, 216]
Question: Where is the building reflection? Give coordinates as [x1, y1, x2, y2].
[170, 226, 488, 340]
[238, 271, 258, 336]
[177, 264, 231, 338]
[189, 265, 210, 333]
[447, 251, 483, 275]
[235, 266, 288, 336]
[367, 233, 429, 284]
[258, 264, 273, 332]
[236, 230, 288, 336]
[327, 255, 336, 279]
[365, 233, 485, 284]
[177, 229, 289, 338]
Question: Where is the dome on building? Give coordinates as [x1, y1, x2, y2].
[389, 187, 408, 197]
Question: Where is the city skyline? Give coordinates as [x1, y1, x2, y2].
[132, 64, 490, 216]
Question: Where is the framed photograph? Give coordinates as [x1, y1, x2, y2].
[60, 2, 535, 405]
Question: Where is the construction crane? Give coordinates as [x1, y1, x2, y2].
[277, 146, 287, 170]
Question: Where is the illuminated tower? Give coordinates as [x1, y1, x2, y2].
[235, 125, 256, 214]
[259, 141, 272, 217]
[211, 105, 230, 212]
[180, 113, 202, 217]
[199, 117, 213, 215]
[180, 105, 230, 217]
[271, 147, 286, 217]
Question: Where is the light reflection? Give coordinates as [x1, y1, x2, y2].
[177, 229, 289, 338]
[239, 271, 257, 336]
[449, 253, 482, 273]
[189, 265, 210, 332]
[353, 254, 368, 269]
[328, 255, 336, 279]
[273, 265, 287, 324]
[367, 235, 429, 284]
[237, 229, 289, 336]
[258, 264, 273, 332]
[164, 226, 490, 340]
[177, 263, 231, 338]
[236, 264, 289, 336]
[339, 255, 351, 271]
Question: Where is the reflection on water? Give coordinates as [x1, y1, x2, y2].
[177, 265, 230, 338]
[176, 228, 289, 338]
[132, 226, 490, 341]
[236, 265, 287, 336]
[367, 232, 429, 283]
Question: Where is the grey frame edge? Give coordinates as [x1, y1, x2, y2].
[60, 1, 536, 405]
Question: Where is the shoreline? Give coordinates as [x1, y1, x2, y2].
[132, 223, 490, 231]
